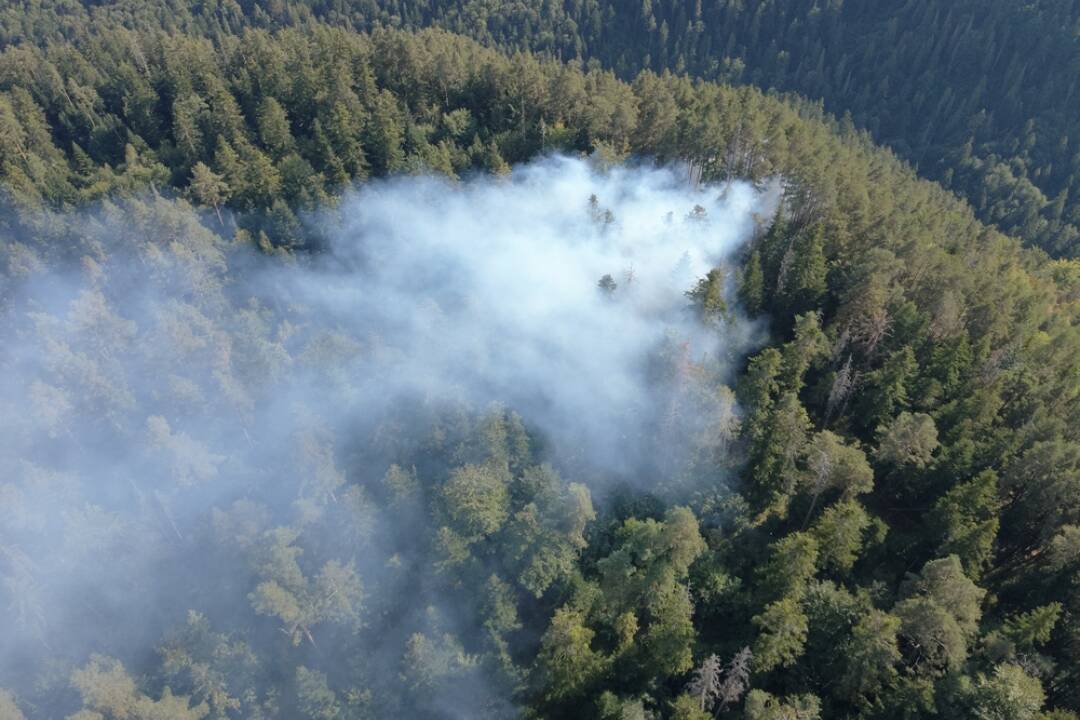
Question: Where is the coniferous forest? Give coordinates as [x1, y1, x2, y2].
[6, 0, 1080, 258]
[2, 3, 1080, 720]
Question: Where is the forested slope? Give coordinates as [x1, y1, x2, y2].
[1, 17, 1080, 720]
[392, 0, 1080, 257]
[5, 0, 1080, 257]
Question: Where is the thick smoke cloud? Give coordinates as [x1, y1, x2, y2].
[0, 156, 765, 715]
[284, 156, 762, 472]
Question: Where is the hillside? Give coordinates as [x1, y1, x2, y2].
[1, 17, 1080, 720]
[5, 0, 1080, 257]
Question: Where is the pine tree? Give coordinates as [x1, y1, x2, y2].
[739, 249, 765, 315]
[188, 162, 229, 224]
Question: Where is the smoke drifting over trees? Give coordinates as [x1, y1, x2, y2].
[0, 157, 762, 718]
[4, 13, 1080, 718]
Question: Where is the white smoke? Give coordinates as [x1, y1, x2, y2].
[0, 155, 766, 714]
[282, 155, 763, 471]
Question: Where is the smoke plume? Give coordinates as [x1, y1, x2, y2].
[0, 156, 765, 715]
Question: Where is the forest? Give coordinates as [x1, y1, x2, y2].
[2, 4, 1080, 720]
[4, 0, 1079, 258]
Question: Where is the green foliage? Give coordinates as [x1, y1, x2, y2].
[894, 556, 986, 673]
[739, 347, 783, 442]
[747, 391, 811, 519]
[535, 607, 607, 704]
[744, 689, 821, 720]
[214, 0, 1080, 258]
[596, 507, 705, 614]
[810, 500, 872, 573]
[901, 556, 986, 638]
[1001, 440, 1080, 555]
[247, 529, 365, 646]
[894, 596, 970, 673]
[752, 597, 809, 672]
[295, 667, 341, 720]
[861, 347, 918, 429]
[779, 311, 829, 394]
[800, 430, 874, 526]
[401, 631, 477, 694]
[839, 609, 902, 705]
[757, 532, 819, 603]
[70, 655, 209, 719]
[780, 226, 828, 315]
[669, 693, 710, 720]
[738, 249, 765, 316]
[188, 162, 228, 222]
[641, 582, 697, 676]
[875, 412, 939, 469]
[686, 268, 728, 326]
[1002, 603, 1063, 650]
[506, 479, 595, 597]
[441, 462, 511, 538]
[931, 470, 1001, 578]
[959, 664, 1046, 720]
[1047, 525, 1080, 572]
[1, 9, 1080, 719]
[158, 611, 261, 717]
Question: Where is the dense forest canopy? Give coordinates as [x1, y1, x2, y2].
[4, 0, 1080, 257]
[1, 7, 1080, 720]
